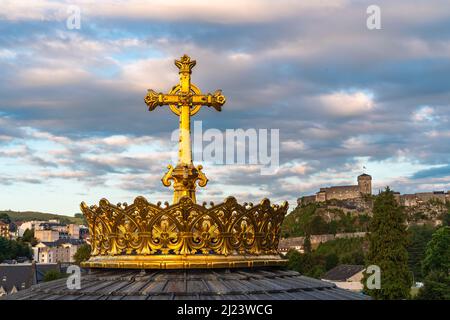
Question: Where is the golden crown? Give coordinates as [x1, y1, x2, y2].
[80, 196, 288, 269]
[80, 55, 288, 269]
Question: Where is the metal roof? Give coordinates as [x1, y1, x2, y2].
[3, 267, 369, 300]
[0, 263, 60, 295]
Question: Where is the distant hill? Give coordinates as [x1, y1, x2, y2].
[281, 200, 372, 238]
[0, 210, 84, 225]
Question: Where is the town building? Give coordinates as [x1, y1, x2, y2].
[322, 264, 365, 292]
[17, 220, 46, 237]
[33, 239, 84, 263]
[79, 225, 89, 240]
[67, 224, 80, 239]
[23, 221, 84, 242]
[34, 229, 60, 242]
[0, 221, 10, 239]
[0, 263, 60, 297]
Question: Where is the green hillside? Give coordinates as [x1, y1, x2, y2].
[281, 202, 371, 238]
[0, 210, 84, 225]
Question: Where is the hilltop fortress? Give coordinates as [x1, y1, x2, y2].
[300, 174, 372, 204]
[300, 173, 449, 207]
[316, 174, 372, 202]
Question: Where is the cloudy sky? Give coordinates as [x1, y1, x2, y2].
[1, 0, 450, 215]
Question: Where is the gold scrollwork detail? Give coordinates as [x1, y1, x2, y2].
[80, 196, 288, 268]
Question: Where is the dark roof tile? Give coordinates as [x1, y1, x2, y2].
[3, 267, 370, 300]
[322, 264, 365, 281]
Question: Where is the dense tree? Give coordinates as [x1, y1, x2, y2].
[43, 270, 63, 282]
[325, 253, 339, 270]
[416, 271, 450, 300]
[286, 249, 316, 276]
[286, 250, 302, 272]
[286, 237, 365, 278]
[443, 213, 450, 227]
[0, 212, 11, 224]
[442, 203, 450, 226]
[416, 226, 450, 300]
[421, 226, 450, 277]
[363, 187, 412, 300]
[21, 228, 38, 246]
[303, 233, 312, 254]
[0, 237, 32, 263]
[73, 244, 91, 265]
[407, 225, 435, 281]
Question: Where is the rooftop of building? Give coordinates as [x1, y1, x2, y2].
[322, 265, 365, 282]
[36, 239, 85, 248]
[0, 263, 59, 294]
[3, 267, 370, 300]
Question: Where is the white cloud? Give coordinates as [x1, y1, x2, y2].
[0, 0, 347, 23]
[413, 106, 435, 122]
[17, 67, 91, 87]
[281, 140, 306, 152]
[318, 91, 375, 117]
[0, 49, 17, 60]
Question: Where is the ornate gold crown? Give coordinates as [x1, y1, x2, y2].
[80, 55, 288, 269]
[80, 196, 287, 269]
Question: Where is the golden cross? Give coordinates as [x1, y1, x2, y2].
[144, 54, 226, 204]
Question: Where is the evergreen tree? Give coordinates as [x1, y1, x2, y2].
[0, 212, 11, 224]
[444, 203, 450, 227]
[421, 226, 450, 275]
[22, 228, 38, 246]
[303, 233, 312, 254]
[363, 187, 412, 299]
[407, 225, 435, 281]
[416, 226, 450, 300]
[416, 271, 450, 300]
[73, 244, 91, 265]
[0, 237, 32, 263]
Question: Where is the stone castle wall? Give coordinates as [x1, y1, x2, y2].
[298, 174, 449, 207]
[319, 186, 360, 201]
[400, 192, 449, 207]
[279, 232, 367, 253]
[314, 174, 372, 202]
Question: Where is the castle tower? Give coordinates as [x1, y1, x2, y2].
[358, 173, 372, 195]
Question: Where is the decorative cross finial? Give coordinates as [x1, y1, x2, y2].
[144, 54, 226, 204]
[174, 54, 196, 74]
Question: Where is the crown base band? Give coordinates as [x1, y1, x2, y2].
[81, 254, 287, 269]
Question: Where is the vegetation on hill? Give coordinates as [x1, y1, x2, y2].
[363, 187, 412, 300]
[281, 202, 371, 238]
[443, 203, 450, 226]
[284, 189, 449, 300]
[286, 237, 366, 278]
[0, 210, 84, 225]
